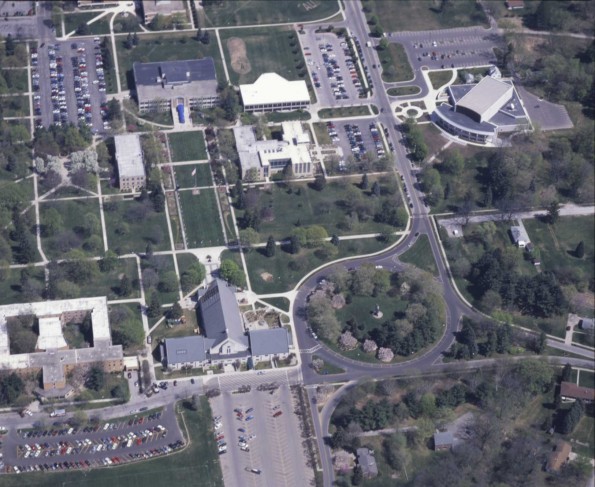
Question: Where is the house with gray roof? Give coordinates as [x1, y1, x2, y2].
[434, 431, 454, 451]
[248, 328, 291, 363]
[161, 336, 210, 370]
[356, 448, 378, 478]
[197, 279, 250, 363]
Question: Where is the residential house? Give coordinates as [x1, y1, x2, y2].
[560, 381, 595, 404]
[356, 448, 378, 478]
[434, 431, 454, 451]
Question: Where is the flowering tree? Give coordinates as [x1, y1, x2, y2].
[377, 347, 394, 362]
[363, 339, 378, 353]
[70, 149, 99, 173]
[338, 331, 358, 351]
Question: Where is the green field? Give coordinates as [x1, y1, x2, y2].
[364, 0, 488, 32]
[179, 189, 225, 247]
[168, 131, 208, 162]
[117, 33, 224, 91]
[387, 85, 421, 97]
[220, 27, 312, 89]
[63, 11, 111, 36]
[54, 257, 139, 300]
[0, 266, 45, 305]
[0, 95, 30, 117]
[201, 0, 340, 26]
[0, 68, 29, 94]
[174, 163, 213, 188]
[40, 199, 103, 259]
[238, 236, 390, 294]
[428, 69, 455, 90]
[336, 292, 408, 337]
[0, 399, 224, 487]
[313, 122, 332, 145]
[524, 215, 595, 284]
[379, 43, 414, 82]
[104, 198, 170, 254]
[399, 234, 438, 275]
[318, 106, 371, 118]
[264, 110, 311, 123]
[259, 297, 290, 312]
[235, 176, 403, 241]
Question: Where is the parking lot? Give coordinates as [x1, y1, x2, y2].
[32, 37, 109, 133]
[301, 29, 367, 107]
[0, 404, 184, 474]
[324, 117, 391, 168]
[392, 28, 502, 72]
[210, 383, 312, 487]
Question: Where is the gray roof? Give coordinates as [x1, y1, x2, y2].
[134, 58, 216, 86]
[356, 448, 378, 476]
[249, 328, 290, 356]
[198, 279, 244, 347]
[434, 431, 454, 447]
[455, 76, 513, 120]
[164, 336, 208, 365]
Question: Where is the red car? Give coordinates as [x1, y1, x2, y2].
[272, 411, 283, 418]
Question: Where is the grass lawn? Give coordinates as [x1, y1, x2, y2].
[141, 254, 180, 305]
[313, 122, 332, 145]
[318, 106, 371, 118]
[387, 86, 421, 97]
[239, 236, 390, 294]
[399, 234, 438, 275]
[108, 302, 145, 353]
[312, 354, 345, 375]
[64, 11, 111, 36]
[264, 110, 311, 123]
[336, 292, 408, 335]
[0, 266, 45, 305]
[378, 43, 413, 82]
[571, 414, 595, 459]
[201, 0, 340, 26]
[16, 176, 35, 202]
[39, 199, 102, 260]
[179, 189, 225, 247]
[577, 370, 595, 389]
[56, 257, 139, 300]
[0, 95, 30, 117]
[168, 131, 207, 162]
[236, 176, 403, 240]
[117, 33, 224, 91]
[365, 0, 488, 32]
[428, 69, 455, 90]
[2, 399, 224, 487]
[104, 198, 170, 254]
[0, 68, 29, 93]
[260, 297, 290, 312]
[523, 215, 594, 284]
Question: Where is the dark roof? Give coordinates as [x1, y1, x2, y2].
[133, 58, 216, 87]
[435, 104, 496, 134]
[560, 381, 595, 401]
[249, 328, 290, 356]
[356, 448, 378, 476]
[163, 336, 208, 365]
[198, 279, 244, 347]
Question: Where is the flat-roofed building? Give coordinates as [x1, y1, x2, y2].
[240, 73, 310, 112]
[0, 297, 124, 397]
[133, 58, 219, 113]
[248, 328, 291, 363]
[234, 121, 313, 180]
[114, 134, 145, 191]
[142, 0, 187, 24]
[433, 77, 531, 145]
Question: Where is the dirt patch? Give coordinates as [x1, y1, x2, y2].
[260, 272, 273, 282]
[227, 37, 251, 75]
[572, 292, 595, 311]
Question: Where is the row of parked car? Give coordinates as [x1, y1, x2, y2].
[319, 43, 350, 100]
[369, 123, 385, 158]
[352, 36, 374, 94]
[344, 123, 367, 161]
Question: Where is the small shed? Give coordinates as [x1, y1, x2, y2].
[356, 448, 378, 478]
[580, 318, 594, 331]
[434, 431, 454, 451]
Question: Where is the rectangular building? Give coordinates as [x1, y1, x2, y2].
[114, 134, 145, 191]
[240, 73, 310, 113]
[133, 58, 219, 113]
[142, 0, 187, 24]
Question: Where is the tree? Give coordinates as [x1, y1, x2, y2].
[180, 261, 206, 292]
[559, 399, 584, 434]
[5, 34, 15, 56]
[0, 372, 25, 405]
[191, 394, 200, 411]
[238, 228, 259, 250]
[265, 235, 276, 257]
[100, 250, 118, 272]
[575, 240, 585, 258]
[147, 292, 162, 318]
[132, 32, 139, 46]
[496, 323, 511, 354]
[118, 274, 131, 297]
[361, 173, 369, 190]
[219, 259, 245, 287]
[371, 180, 381, 197]
[201, 31, 211, 45]
[288, 234, 301, 254]
[151, 185, 165, 212]
[86, 366, 105, 391]
[561, 363, 573, 383]
[546, 200, 560, 224]
[535, 331, 547, 355]
[312, 174, 327, 191]
[169, 302, 183, 320]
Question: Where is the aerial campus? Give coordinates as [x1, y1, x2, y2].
[0, 0, 593, 486]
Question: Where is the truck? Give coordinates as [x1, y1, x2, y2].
[366, 41, 372, 47]
[50, 409, 66, 417]
[177, 104, 185, 123]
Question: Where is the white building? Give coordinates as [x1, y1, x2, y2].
[114, 134, 145, 191]
[510, 225, 530, 248]
[240, 73, 310, 112]
[234, 121, 313, 179]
